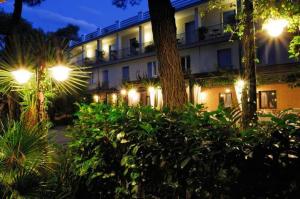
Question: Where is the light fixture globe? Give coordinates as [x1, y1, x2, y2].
[12, 69, 32, 84]
[49, 65, 72, 81]
[263, 19, 288, 37]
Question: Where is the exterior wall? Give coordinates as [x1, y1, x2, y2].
[257, 84, 300, 111]
[200, 83, 300, 112]
[98, 55, 157, 88]
[201, 85, 238, 111]
[196, 41, 240, 73]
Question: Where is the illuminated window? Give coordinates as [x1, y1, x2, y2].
[181, 55, 191, 73]
[219, 93, 232, 108]
[259, 90, 277, 109]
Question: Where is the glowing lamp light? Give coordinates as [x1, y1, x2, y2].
[12, 69, 32, 84]
[225, 88, 231, 93]
[112, 93, 117, 104]
[49, 65, 71, 81]
[199, 92, 207, 103]
[234, 79, 246, 109]
[148, 86, 156, 107]
[263, 19, 288, 37]
[128, 88, 140, 106]
[120, 89, 127, 96]
[93, 95, 99, 103]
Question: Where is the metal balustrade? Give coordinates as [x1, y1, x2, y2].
[75, 23, 229, 64]
[69, 0, 203, 47]
[121, 15, 140, 28]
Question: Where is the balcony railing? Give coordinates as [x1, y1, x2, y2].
[69, 0, 203, 47]
[76, 24, 229, 65]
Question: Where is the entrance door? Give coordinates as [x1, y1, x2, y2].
[185, 21, 196, 44]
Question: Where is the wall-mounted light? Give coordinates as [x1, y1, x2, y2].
[120, 89, 127, 96]
[93, 95, 99, 103]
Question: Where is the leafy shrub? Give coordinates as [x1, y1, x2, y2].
[68, 103, 300, 198]
[0, 121, 55, 198]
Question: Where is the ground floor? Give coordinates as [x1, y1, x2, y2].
[92, 82, 300, 113]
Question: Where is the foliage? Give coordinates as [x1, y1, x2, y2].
[68, 103, 300, 198]
[0, 33, 89, 122]
[0, 120, 55, 198]
[209, 0, 300, 59]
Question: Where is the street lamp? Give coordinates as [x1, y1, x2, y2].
[49, 65, 72, 81]
[263, 18, 288, 37]
[11, 69, 32, 84]
[11, 65, 71, 123]
[12, 65, 71, 84]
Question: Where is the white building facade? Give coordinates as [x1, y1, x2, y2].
[69, 0, 300, 112]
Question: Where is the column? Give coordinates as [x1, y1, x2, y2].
[138, 25, 144, 53]
[194, 7, 201, 29]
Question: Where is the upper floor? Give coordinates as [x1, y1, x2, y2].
[69, 0, 239, 65]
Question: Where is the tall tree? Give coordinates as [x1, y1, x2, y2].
[209, 0, 299, 129]
[0, 0, 43, 35]
[113, 0, 187, 110]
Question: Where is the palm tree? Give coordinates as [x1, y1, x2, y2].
[0, 120, 55, 198]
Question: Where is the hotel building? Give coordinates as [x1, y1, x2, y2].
[69, 0, 300, 112]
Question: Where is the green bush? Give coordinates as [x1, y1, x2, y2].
[68, 103, 300, 198]
[0, 121, 55, 198]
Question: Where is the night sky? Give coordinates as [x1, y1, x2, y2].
[0, 0, 148, 35]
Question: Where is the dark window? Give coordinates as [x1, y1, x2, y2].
[122, 66, 130, 81]
[90, 71, 98, 84]
[223, 10, 236, 26]
[219, 93, 232, 108]
[181, 55, 191, 73]
[259, 90, 277, 109]
[217, 48, 232, 69]
[102, 70, 109, 88]
[147, 61, 157, 78]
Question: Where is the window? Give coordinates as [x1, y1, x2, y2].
[217, 48, 232, 69]
[147, 61, 157, 78]
[90, 71, 98, 85]
[219, 93, 232, 108]
[122, 66, 130, 81]
[259, 90, 277, 109]
[102, 70, 109, 88]
[181, 55, 191, 73]
[223, 10, 236, 26]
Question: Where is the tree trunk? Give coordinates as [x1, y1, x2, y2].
[241, 0, 257, 129]
[37, 65, 47, 123]
[7, 92, 20, 121]
[148, 0, 187, 110]
[10, 0, 23, 34]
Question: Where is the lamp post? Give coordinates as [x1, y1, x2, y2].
[11, 65, 71, 123]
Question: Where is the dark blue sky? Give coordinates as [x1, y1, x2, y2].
[0, 0, 148, 34]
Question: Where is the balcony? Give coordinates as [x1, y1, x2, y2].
[69, 0, 203, 47]
[80, 24, 229, 65]
[177, 24, 229, 46]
